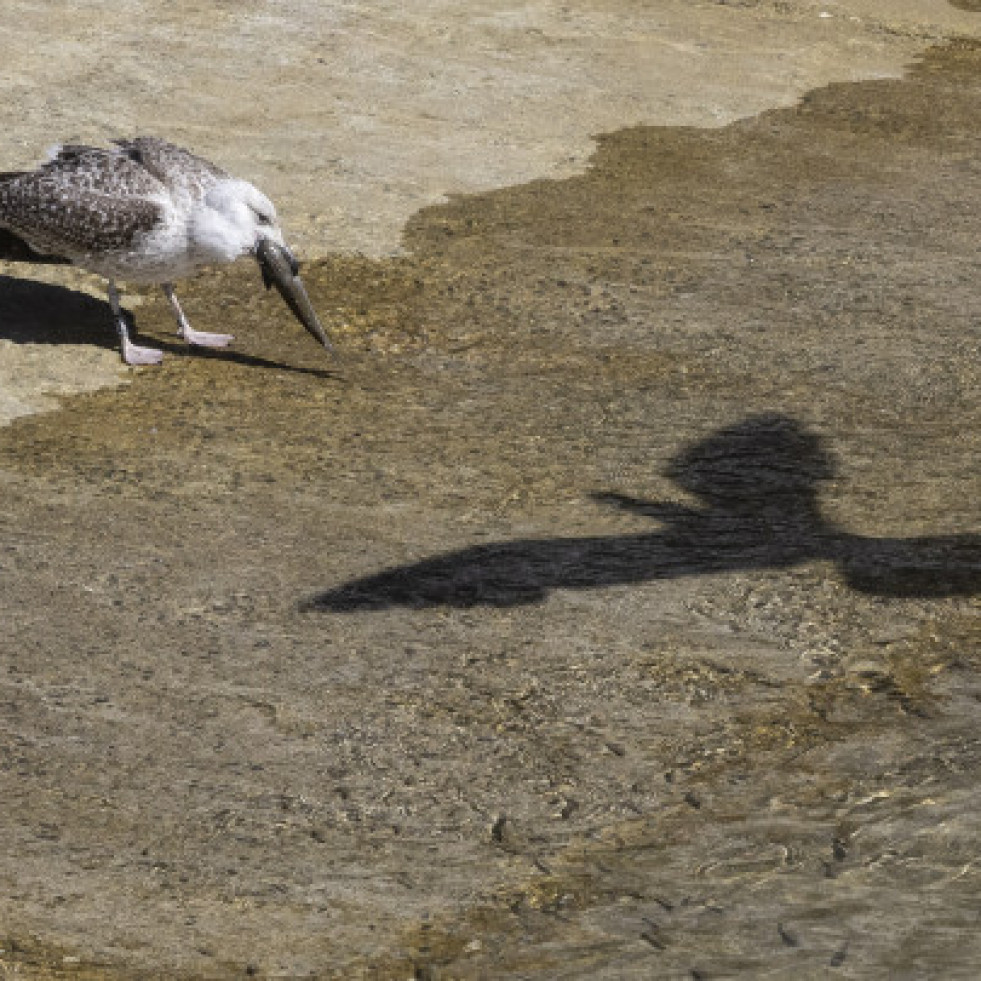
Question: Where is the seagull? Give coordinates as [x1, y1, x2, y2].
[0, 137, 331, 365]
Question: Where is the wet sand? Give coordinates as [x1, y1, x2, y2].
[1, 6, 980, 981]
[2, 0, 981, 423]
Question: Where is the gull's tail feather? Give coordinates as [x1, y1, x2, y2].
[0, 226, 71, 265]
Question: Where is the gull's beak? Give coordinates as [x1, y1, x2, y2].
[255, 237, 333, 352]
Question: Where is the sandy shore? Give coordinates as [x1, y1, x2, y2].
[0, 3, 979, 978]
[1, 0, 979, 425]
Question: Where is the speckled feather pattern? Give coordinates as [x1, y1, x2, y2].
[114, 137, 229, 201]
[0, 138, 229, 263]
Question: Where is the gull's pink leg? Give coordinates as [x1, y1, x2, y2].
[163, 283, 234, 348]
[108, 281, 164, 366]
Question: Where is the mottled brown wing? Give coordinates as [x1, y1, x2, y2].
[0, 150, 164, 256]
[113, 137, 229, 200]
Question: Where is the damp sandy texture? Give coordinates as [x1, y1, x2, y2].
[0, 0, 978, 259]
[1, 6, 980, 981]
[1, 0, 981, 422]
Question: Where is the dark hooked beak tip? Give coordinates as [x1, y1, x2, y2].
[255, 237, 333, 353]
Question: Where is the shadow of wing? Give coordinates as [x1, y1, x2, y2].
[838, 533, 981, 597]
[305, 531, 754, 611]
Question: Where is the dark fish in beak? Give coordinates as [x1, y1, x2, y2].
[255, 237, 333, 351]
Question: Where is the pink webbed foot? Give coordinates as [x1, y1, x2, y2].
[181, 327, 235, 349]
[121, 336, 164, 366]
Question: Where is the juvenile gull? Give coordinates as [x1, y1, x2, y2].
[0, 137, 331, 364]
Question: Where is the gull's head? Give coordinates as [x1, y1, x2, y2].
[189, 178, 332, 352]
[191, 178, 286, 260]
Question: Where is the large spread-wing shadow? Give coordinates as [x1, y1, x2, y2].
[308, 414, 979, 610]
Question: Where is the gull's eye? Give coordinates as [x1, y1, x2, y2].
[251, 207, 273, 226]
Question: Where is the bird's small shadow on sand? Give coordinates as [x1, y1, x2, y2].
[307, 413, 979, 610]
[0, 275, 338, 378]
[0, 275, 116, 349]
[151, 336, 340, 379]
